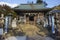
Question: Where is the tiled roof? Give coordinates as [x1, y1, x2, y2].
[14, 4, 50, 10]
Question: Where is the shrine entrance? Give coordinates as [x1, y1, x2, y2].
[25, 13, 36, 25]
[29, 15, 34, 21]
[29, 15, 35, 25]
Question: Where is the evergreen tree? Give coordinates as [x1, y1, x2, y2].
[36, 0, 47, 6]
[36, 0, 43, 4]
[54, 5, 60, 10]
[0, 5, 17, 17]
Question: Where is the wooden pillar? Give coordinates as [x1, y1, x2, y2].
[24, 14, 26, 24]
[38, 13, 40, 18]
[26, 14, 29, 24]
[34, 14, 37, 25]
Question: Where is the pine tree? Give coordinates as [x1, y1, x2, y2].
[0, 5, 17, 17]
[36, 0, 47, 6]
[36, 0, 43, 4]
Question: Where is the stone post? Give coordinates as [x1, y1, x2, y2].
[7, 13, 12, 27]
[48, 15, 52, 26]
[4, 13, 12, 33]
[51, 16, 55, 34]
[5, 16, 9, 33]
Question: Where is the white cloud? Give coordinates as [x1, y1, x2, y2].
[0, 2, 18, 8]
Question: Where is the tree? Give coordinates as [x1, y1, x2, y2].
[54, 5, 60, 10]
[36, 0, 47, 6]
[0, 5, 17, 18]
[36, 0, 43, 4]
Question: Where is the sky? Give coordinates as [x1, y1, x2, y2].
[0, 0, 60, 8]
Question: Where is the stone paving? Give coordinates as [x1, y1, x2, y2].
[0, 23, 54, 40]
[18, 23, 47, 36]
[5, 36, 54, 40]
